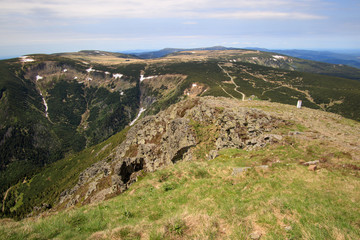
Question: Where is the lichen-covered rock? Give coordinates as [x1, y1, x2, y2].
[208, 150, 219, 160]
[232, 167, 252, 176]
[59, 97, 286, 208]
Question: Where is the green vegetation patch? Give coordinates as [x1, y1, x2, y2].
[1, 127, 129, 219]
[2, 134, 359, 239]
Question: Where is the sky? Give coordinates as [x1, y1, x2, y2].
[0, 0, 359, 58]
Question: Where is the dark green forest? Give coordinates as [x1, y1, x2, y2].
[0, 58, 141, 215]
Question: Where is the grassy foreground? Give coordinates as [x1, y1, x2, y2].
[1, 99, 360, 239]
[1, 130, 359, 239]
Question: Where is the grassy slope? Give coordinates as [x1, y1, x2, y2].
[220, 62, 360, 121]
[242, 50, 360, 81]
[1, 100, 359, 240]
[144, 60, 360, 121]
[144, 61, 230, 115]
[167, 50, 360, 81]
[0, 56, 142, 214]
[2, 53, 360, 221]
[1, 126, 129, 219]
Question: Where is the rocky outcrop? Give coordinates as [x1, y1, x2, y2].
[59, 97, 286, 208]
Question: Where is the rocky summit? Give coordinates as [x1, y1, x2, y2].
[59, 97, 286, 207]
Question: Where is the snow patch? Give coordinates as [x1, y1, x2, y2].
[120, 91, 124, 96]
[273, 55, 285, 59]
[87, 77, 92, 81]
[130, 107, 146, 126]
[39, 92, 49, 118]
[74, 76, 78, 80]
[42, 98, 48, 117]
[113, 73, 123, 79]
[63, 69, 68, 72]
[192, 83, 197, 87]
[105, 71, 110, 75]
[20, 56, 35, 62]
[86, 67, 95, 73]
[36, 75, 43, 81]
[140, 75, 157, 82]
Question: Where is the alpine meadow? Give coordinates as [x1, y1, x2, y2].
[1, 0, 360, 239]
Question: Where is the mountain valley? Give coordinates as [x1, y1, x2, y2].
[0, 48, 359, 239]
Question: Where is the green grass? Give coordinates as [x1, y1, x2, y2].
[1, 136, 359, 239]
[1, 127, 130, 219]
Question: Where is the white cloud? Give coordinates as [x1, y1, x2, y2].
[200, 11, 326, 20]
[0, 0, 326, 20]
[183, 21, 198, 25]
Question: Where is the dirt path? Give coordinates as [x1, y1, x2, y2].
[218, 64, 246, 101]
[2, 187, 12, 212]
[242, 69, 324, 110]
[218, 85, 237, 100]
[261, 86, 283, 95]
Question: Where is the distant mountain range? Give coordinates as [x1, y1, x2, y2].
[245, 48, 360, 69]
[124, 46, 360, 69]
[127, 46, 238, 59]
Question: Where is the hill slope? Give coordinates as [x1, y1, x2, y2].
[165, 49, 360, 81]
[0, 55, 142, 204]
[1, 97, 359, 239]
[1, 48, 360, 220]
[247, 48, 360, 69]
[132, 46, 238, 59]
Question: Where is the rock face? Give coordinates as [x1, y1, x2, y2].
[59, 97, 286, 207]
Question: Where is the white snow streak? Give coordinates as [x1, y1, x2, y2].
[86, 67, 95, 73]
[113, 73, 123, 79]
[273, 55, 285, 59]
[36, 75, 43, 81]
[140, 75, 157, 82]
[20, 56, 35, 62]
[39, 92, 49, 118]
[130, 107, 146, 126]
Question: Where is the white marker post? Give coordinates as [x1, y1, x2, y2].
[296, 100, 302, 109]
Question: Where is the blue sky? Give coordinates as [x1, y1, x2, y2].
[0, 0, 359, 58]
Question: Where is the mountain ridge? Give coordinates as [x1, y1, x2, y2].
[131, 46, 239, 59]
[245, 47, 360, 69]
[1, 48, 359, 220]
